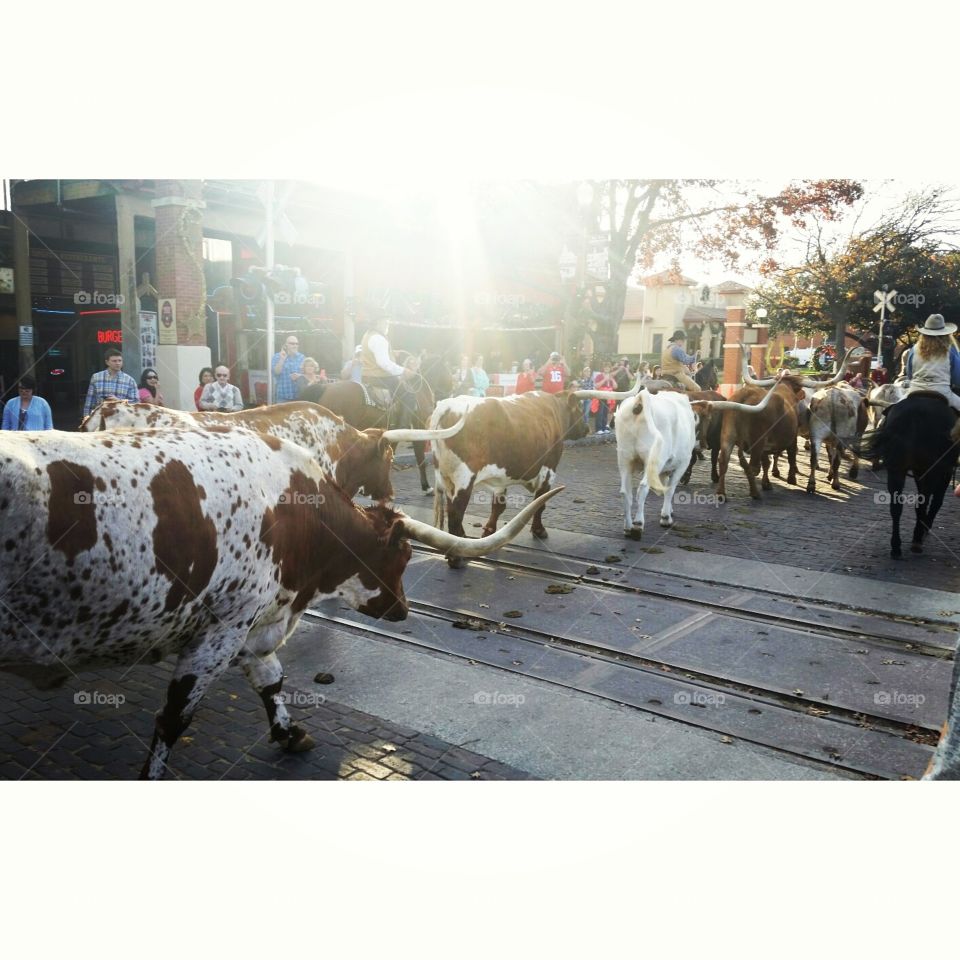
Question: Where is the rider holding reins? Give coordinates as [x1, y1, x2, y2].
[660, 329, 699, 391]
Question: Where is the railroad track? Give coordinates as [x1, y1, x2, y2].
[307, 542, 956, 780]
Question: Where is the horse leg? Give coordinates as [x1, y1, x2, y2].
[888, 471, 905, 559]
[915, 477, 948, 552]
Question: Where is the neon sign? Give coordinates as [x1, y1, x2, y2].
[97, 329, 123, 344]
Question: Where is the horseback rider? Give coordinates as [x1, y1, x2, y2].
[899, 313, 960, 414]
[660, 329, 699, 391]
[358, 315, 416, 396]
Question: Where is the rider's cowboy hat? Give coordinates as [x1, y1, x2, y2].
[917, 313, 957, 336]
[668, 329, 687, 341]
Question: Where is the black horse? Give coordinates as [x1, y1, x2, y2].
[694, 358, 720, 391]
[860, 393, 960, 558]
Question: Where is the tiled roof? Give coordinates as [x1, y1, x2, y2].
[640, 269, 698, 287]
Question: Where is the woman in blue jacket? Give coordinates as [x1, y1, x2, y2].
[2, 376, 53, 430]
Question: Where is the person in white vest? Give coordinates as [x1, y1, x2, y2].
[199, 365, 245, 412]
[900, 313, 960, 413]
[358, 316, 415, 391]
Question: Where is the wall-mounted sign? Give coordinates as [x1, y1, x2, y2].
[158, 298, 177, 345]
[18, 325, 34, 346]
[0, 267, 14, 294]
[139, 310, 158, 369]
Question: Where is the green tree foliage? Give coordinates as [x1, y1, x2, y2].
[749, 189, 960, 366]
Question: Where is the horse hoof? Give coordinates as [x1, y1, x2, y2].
[531, 528, 549, 540]
[910, 543, 923, 554]
[891, 549, 903, 559]
[422, 487, 434, 496]
[285, 728, 315, 753]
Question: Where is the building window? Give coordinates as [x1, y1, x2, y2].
[652, 333, 663, 356]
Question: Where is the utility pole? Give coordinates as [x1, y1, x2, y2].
[873, 284, 896, 371]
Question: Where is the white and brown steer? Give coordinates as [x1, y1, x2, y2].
[0, 426, 557, 778]
[429, 381, 640, 566]
[81, 399, 462, 503]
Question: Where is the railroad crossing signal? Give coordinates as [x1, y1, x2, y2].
[874, 288, 897, 313]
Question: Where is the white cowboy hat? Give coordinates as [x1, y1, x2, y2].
[917, 313, 957, 336]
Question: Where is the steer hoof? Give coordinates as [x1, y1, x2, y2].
[806, 483, 816, 495]
[910, 543, 923, 554]
[891, 547, 903, 559]
[447, 555, 466, 570]
[422, 486, 434, 496]
[285, 727, 315, 753]
[531, 527, 549, 540]
[659, 516, 673, 528]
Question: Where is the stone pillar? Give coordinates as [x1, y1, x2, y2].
[151, 180, 211, 409]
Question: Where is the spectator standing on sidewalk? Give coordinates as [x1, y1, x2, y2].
[2, 376, 53, 430]
[200, 365, 244, 412]
[83, 348, 139, 417]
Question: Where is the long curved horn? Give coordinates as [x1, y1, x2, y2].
[865, 397, 894, 408]
[573, 374, 643, 401]
[381, 416, 465, 444]
[400, 487, 564, 557]
[699, 386, 778, 414]
[798, 347, 856, 387]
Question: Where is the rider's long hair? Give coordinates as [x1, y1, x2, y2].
[917, 333, 956, 360]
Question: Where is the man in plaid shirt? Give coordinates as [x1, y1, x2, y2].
[83, 348, 139, 417]
[271, 334, 305, 402]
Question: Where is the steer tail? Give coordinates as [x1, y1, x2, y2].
[643, 403, 668, 495]
[433, 483, 445, 530]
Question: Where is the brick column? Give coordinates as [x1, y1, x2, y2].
[152, 180, 206, 346]
[151, 181, 211, 409]
[721, 306, 746, 396]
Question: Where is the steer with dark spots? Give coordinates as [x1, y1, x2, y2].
[0, 427, 559, 778]
[80, 399, 463, 503]
[430, 380, 641, 567]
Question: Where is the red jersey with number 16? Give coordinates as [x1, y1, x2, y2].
[541, 363, 566, 393]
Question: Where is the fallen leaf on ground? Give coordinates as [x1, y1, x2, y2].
[502, 610, 523, 618]
[545, 584, 575, 595]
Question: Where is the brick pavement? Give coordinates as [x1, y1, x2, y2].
[0, 662, 537, 781]
[390, 435, 960, 592]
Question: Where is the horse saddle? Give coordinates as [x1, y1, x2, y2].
[360, 383, 393, 410]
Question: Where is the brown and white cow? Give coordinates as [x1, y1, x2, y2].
[0, 426, 557, 778]
[429, 381, 640, 565]
[81, 399, 462, 503]
[696, 349, 853, 500]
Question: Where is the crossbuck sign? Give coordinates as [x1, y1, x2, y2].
[874, 288, 897, 313]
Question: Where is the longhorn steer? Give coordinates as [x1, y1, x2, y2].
[799, 383, 869, 493]
[430, 380, 640, 565]
[0, 427, 556, 778]
[613, 390, 698, 538]
[698, 349, 854, 501]
[81, 399, 462, 502]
